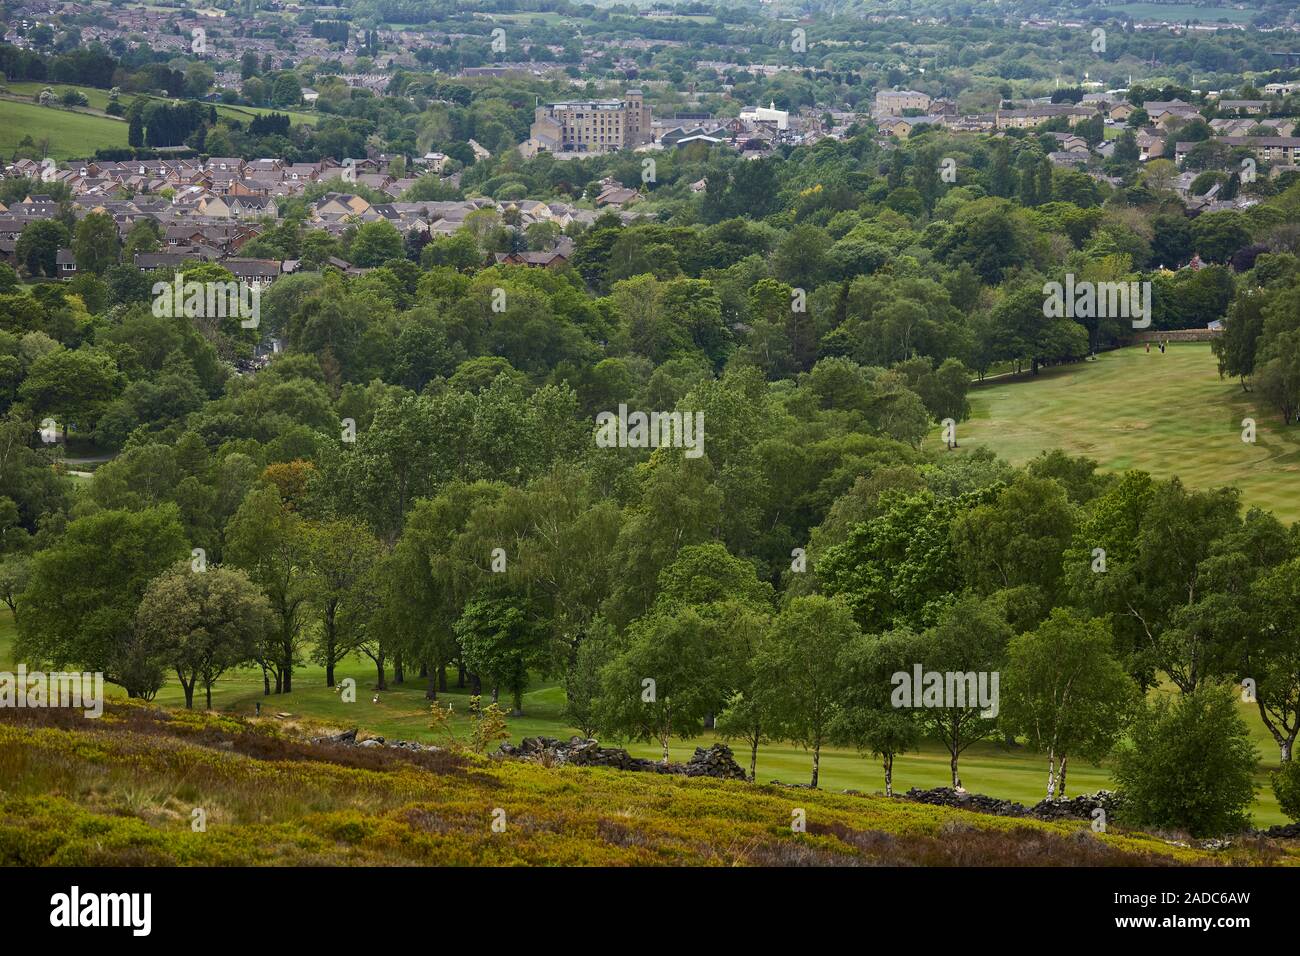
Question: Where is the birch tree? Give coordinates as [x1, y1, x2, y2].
[833, 627, 922, 797]
[1000, 609, 1139, 799]
[595, 606, 726, 763]
[1247, 558, 1300, 762]
[911, 595, 1011, 788]
[758, 596, 860, 788]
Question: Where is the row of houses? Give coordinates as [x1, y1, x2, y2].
[10, 155, 429, 209]
[874, 89, 1300, 137]
[0, 175, 613, 279]
[1173, 135, 1300, 167]
[7, 4, 420, 77]
[876, 104, 1097, 136]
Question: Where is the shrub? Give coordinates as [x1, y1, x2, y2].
[1113, 684, 1259, 837]
[469, 700, 511, 755]
[1271, 759, 1300, 822]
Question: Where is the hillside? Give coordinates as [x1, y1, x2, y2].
[0, 84, 319, 161]
[945, 344, 1300, 524]
[0, 701, 1287, 866]
[0, 98, 128, 160]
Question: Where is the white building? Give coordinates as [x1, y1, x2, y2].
[739, 101, 789, 130]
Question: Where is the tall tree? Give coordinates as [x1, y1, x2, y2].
[72, 211, 120, 275]
[225, 484, 310, 693]
[17, 506, 188, 698]
[455, 595, 548, 715]
[1247, 557, 1300, 762]
[385, 480, 505, 699]
[596, 605, 732, 763]
[757, 595, 861, 787]
[14, 220, 69, 278]
[834, 627, 922, 796]
[19, 347, 121, 436]
[1000, 609, 1139, 798]
[911, 595, 1012, 788]
[303, 518, 382, 687]
[1067, 475, 1244, 691]
[951, 473, 1074, 603]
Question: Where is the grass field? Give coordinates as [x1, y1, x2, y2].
[207, 100, 319, 127]
[1, 84, 120, 112]
[0, 99, 128, 160]
[947, 343, 1300, 524]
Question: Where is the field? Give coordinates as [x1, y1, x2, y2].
[479, 11, 579, 25]
[947, 343, 1300, 524]
[205, 101, 319, 127]
[0, 99, 128, 160]
[1, 84, 120, 112]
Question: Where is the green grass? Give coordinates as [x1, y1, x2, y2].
[0, 99, 128, 160]
[207, 101, 319, 127]
[1, 84, 121, 112]
[0, 606, 1289, 825]
[4, 82, 320, 125]
[947, 343, 1300, 525]
[480, 11, 577, 24]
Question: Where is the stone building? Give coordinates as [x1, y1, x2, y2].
[529, 91, 653, 153]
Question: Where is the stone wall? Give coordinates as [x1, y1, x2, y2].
[497, 736, 746, 780]
[902, 786, 1124, 822]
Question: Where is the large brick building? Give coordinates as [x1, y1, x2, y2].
[529, 91, 652, 153]
[874, 90, 932, 115]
